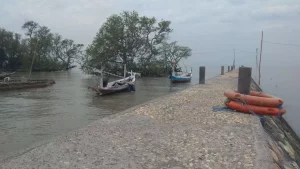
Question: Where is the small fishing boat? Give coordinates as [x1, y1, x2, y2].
[169, 60, 192, 83]
[169, 71, 192, 83]
[169, 64, 192, 83]
[89, 71, 138, 95]
[88, 62, 140, 96]
[0, 72, 15, 80]
[0, 79, 55, 91]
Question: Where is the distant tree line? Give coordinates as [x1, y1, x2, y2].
[0, 21, 83, 72]
[82, 11, 192, 77]
[1, 11, 192, 77]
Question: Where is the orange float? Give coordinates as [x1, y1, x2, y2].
[225, 100, 286, 116]
[249, 91, 275, 98]
[224, 90, 283, 108]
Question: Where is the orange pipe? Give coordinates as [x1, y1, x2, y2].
[224, 90, 283, 107]
[225, 100, 286, 116]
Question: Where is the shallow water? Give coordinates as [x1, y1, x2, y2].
[1, 65, 299, 158]
[0, 68, 221, 158]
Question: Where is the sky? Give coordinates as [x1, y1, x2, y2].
[1, 0, 300, 67]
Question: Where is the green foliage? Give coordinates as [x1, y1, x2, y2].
[0, 28, 27, 70]
[82, 11, 174, 76]
[0, 21, 84, 72]
[160, 41, 192, 66]
[82, 10, 191, 77]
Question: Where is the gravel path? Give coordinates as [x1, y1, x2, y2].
[0, 70, 273, 169]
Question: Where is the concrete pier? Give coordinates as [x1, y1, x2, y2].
[0, 70, 287, 169]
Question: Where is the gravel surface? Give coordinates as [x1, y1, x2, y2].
[0, 70, 273, 169]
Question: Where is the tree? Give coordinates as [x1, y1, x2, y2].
[21, 21, 84, 72]
[52, 34, 83, 70]
[160, 41, 192, 65]
[0, 28, 26, 70]
[82, 11, 172, 76]
[0, 21, 83, 72]
[22, 21, 38, 38]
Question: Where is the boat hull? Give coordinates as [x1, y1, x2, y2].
[98, 84, 130, 95]
[0, 72, 15, 80]
[170, 76, 191, 83]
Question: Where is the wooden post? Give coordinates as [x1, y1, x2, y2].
[199, 66, 205, 84]
[233, 49, 235, 70]
[221, 66, 224, 75]
[238, 67, 252, 94]
[228, 66, 230, 72]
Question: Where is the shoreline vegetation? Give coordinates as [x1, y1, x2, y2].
[0, 21, 83, 74]
[1, 10, 191, 78]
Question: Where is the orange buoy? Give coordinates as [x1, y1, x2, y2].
[225, 100, 286, 116]
[224, 90, 283, 108]
[249, 91, 275, 98]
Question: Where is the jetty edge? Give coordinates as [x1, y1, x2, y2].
[0, 69, 298, 169]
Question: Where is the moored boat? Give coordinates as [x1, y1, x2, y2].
[169, 62, 192, 83]
[169, 72, 192, 83]
[89, 72, 137, 95]
[0, 79, 55, 91]
[0, 72, 15, 80]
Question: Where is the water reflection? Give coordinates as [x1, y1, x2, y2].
[0, 70, 192, 158]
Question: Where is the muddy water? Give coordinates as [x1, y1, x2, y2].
[0, 68, 220, 158]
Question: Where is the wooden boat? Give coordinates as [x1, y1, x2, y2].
[88, 71, 139, 96]
[169, 60, 192, 83]
[170, 69, 192, 83]
[0, 72, 15, 80]
[170, 73, 191, 83]
[0, 79, 55, 91]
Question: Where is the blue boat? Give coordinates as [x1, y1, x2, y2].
[169, 68, 192, 83]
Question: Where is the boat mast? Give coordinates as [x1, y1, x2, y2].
[172, 61, 175, 76]
[259, 31, 263, 86]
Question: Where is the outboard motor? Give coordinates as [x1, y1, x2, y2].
[103, 80, 108, 87]
[128, 83, 136, 92]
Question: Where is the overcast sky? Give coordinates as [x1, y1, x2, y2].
[1, 0, 300, 67]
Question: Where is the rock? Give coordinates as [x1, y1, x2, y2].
[269, 141, 284, 161]
[271, 150, 279, 162]
[279, 141, 295, 160]
[273, 163, 281, 169]
[63, 162, 70, 165]
[292, 162, 299, 169]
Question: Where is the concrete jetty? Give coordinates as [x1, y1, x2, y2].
[0, 70, 297, 169]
